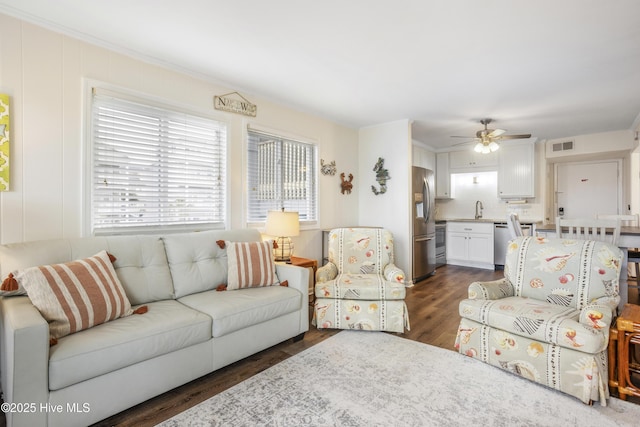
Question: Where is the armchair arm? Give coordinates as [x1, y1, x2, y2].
[579, 295, 619, 330]
[383, 263, 405, 284]
[467, 278, 514, 300]
[316, 262, 338, 283]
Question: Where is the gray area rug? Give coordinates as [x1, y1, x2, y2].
[158, 331, 640, 426]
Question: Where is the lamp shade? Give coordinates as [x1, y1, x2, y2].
[265, 210, 300, 237]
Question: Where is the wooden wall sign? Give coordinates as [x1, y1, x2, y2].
[214, 91, 257, 117]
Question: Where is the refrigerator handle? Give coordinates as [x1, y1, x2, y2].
[423, 178, 431, 223]
[415, 236, 433, 242]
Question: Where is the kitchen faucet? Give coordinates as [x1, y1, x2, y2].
[475, 200, 483, 220]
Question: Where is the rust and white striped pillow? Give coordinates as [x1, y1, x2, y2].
[15, 250, 133, 340]
[226, 240, 279, 290]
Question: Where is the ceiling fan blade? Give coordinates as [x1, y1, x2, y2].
[450, 118, 532, 142]
[494, 134, 532, 140]
[451, 140, 476, 146]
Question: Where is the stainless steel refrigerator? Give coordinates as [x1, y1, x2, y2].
[412, 166, 436, 282]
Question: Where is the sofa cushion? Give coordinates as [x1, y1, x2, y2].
[226, 240, 279, 290]
[0, 236, 175, 305]
[163, 229, 263, 298]
[0, 239, 91, 297]
[103, 235, 174, 305]
[459, 296, 607, 353]
[13, 251, 134, 340]
[48, 299, 211, 390]
[178, 286, 301, 338]
[315, 273, 406, 300]
[163, 230, 227, 298]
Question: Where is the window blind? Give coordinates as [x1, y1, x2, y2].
[247, 129, 317, 223]
[90, 91, 227, 235]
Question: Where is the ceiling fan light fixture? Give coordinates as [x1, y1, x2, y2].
[453, 118, 530, 154]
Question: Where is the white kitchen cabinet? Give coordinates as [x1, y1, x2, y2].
[449, 149, 498, 170]
[498, 141, 535, 198]
[435, 152, 451, 199]
[412, 144, 435, 171]
[446, 221, 494, 269]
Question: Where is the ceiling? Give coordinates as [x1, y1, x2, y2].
[1, 0, 640, 150]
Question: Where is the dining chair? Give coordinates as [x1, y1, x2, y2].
[597, 214, 640, 279]
[555, 216, 621, 245]
[506, 213, 523, 239]
[596, 214, 639, 227]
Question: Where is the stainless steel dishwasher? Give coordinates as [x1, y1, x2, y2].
[494, 222, 532, 268]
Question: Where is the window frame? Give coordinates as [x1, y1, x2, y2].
[84, 83, 229, 236]
[245, 124, 318, 228]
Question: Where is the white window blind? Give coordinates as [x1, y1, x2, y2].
[90, 90, 227, 235]
[247, 129, 317, 223]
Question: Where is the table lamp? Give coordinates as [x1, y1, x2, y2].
[265, 210, 300, 262]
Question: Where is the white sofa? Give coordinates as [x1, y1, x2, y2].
[0, 229, 309, 427]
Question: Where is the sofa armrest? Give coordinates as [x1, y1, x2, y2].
[275, 264, 309, 333]
[316, 262, 337, 283]
[467, 278, 514, 300]
[383, 263, 406, 284]
[0, 296, 49, 426]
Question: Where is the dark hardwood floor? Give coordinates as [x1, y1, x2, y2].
[95, 266, 640, 426]
[93, 265, 503, 426]
[2, 265, 635, 426]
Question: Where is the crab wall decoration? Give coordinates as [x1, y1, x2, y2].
[340, 172, 354, 195]
[320, 159, 337, 176]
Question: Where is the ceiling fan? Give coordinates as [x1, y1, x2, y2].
[452, 118, 532, 153]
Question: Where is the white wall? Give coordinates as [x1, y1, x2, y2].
[0, 13, 359, 263]
[546, 129, 635, 160]
[544, 130, 637, 221]
[358, 120, 412, 278]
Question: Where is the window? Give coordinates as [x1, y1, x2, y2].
[89, 89, 227, 235]
[247, 128, 317, 224]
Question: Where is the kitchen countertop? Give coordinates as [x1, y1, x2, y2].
[438, 218, 541, 225]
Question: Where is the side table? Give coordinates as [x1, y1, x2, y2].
[611, 303, 640, 400]
[283, 256, 317, 304]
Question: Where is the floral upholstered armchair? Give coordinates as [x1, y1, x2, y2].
[456, 236, 622, 405]
[313, 228, 409, 332]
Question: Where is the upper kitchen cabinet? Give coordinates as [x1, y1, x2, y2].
[498, 141, 535, 198]
[449, 149, 498, 170]
[412, 144, 435, 171]
[435, 152, 451, 199]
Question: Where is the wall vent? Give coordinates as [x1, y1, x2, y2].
[552, 140, 574, 152]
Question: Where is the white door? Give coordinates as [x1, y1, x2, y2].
[555, 160, 621, 219]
